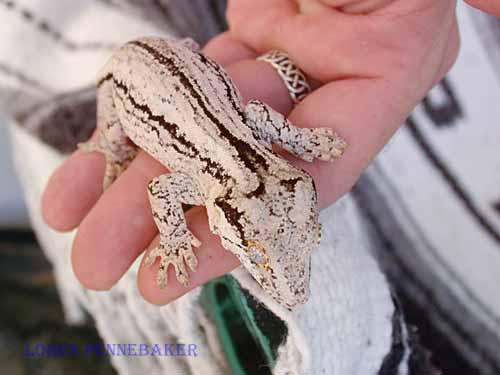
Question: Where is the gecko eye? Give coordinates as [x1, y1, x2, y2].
[246, 240, 269, 268]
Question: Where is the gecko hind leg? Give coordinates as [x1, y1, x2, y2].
[144, 173, 204, 288]
[244, 99, 348, 162]
[78, 80, 137, 189]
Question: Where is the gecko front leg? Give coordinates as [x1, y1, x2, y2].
[144, 173, 204, 288]
[244, 99, 348, 162]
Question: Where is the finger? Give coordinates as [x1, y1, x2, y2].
[138, 207, 240, 305]
[70, 39, 266, 290]
[41, 33, 256, 232]
[289, 78, 415, 207]
[41, 130, 103, 231]
[228, 0, 456, 83]
[203, 31, 258, 66]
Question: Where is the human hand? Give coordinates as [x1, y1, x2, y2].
[42, 0, 481, 305]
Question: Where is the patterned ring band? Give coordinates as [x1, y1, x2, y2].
[257, 50, 311, 104]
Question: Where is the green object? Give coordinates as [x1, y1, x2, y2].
[200, 275, 287, 375]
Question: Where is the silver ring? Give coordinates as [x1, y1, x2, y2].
[257, 50, 311, 104]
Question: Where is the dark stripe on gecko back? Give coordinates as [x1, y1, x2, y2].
[112, 79, 188, 157]
[196, 52, 245, 121]
[215, 197, 246, 241]
[128, 40, 270, 178]
[112, 77, 229, 182]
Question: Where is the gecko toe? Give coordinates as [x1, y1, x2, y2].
[174, 260, 190, 286]
[145, 241, 197, 289]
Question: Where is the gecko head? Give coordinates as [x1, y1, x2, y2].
[211, 171, 321, 309]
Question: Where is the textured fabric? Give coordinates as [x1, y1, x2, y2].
[2, 1, 499, 375]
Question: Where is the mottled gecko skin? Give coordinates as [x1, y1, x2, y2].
[78, 36, 347, 309]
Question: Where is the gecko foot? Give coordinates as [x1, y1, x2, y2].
[299, 128, 348, 162]
[144, 232, 200, 288]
